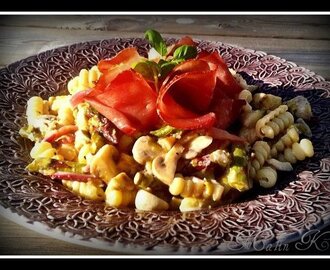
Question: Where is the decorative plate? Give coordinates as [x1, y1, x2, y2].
[0, 38, 329, 254]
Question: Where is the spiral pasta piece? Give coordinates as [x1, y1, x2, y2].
[169, 176, 224, 202]
[57, 143, 77, 161]
[26, 96, 44, 127]
[283, 139, 314, 163]
[179, 197, 207, 212]
[256, 166, 277, 188]
[256, 105, 287, 137]
[238, 89, 253, 103]
[241, 109, 265, 128]
[62, 179, 105, 201]
[67, 66, 102, 94]
[249, 141, 271, 179]
[256, 109, 294, 139]
[58, 106, 74, 126]
[252, 93, 282, 110]
[270, 126, 300, 157]
[105, 172, 137, 208]
[77, 144, 95, 164]
[30, 141, 57, 159]
[261, 112, 294, 139]
[49, 95, 74, 126]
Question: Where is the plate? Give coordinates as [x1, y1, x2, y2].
[0, 38, 330, 254]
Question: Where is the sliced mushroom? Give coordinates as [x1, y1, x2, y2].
[178, 132, 198, 145]
[135, 189, 169, 211]
[152, 143, 184, 185]
[90, 144, 119, 184]
[132, 136, 164, 165]
[183, 135, 213, 159]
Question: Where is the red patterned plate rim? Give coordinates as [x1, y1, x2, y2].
[0, 37, 329, 254]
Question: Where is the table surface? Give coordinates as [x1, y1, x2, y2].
[0, 14, 329, 256]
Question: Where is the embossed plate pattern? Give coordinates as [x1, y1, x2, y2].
[0, 38, 330, 254]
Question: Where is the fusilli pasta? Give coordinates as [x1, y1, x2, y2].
[67, 66, 102, 94]
[249, 141, 271, 179]
[62, 179, 105, 201]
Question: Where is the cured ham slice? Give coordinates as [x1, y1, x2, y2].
[71, 44, 245, 139]
[157, 53, 244, 131]
[72, 69, 158, 136]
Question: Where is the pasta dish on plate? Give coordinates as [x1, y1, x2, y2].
[19, 30, 315, 213]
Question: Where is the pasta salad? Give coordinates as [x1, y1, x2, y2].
[19, 30, 314, 212]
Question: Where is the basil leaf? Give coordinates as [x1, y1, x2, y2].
[159, 60, 176, 78]
[159, 59, 183, 78]
[133, 60, 160, 92]
[144, 29, 167, 56]
[173, 45, 197, 60]
[133, 61, 160, 82]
